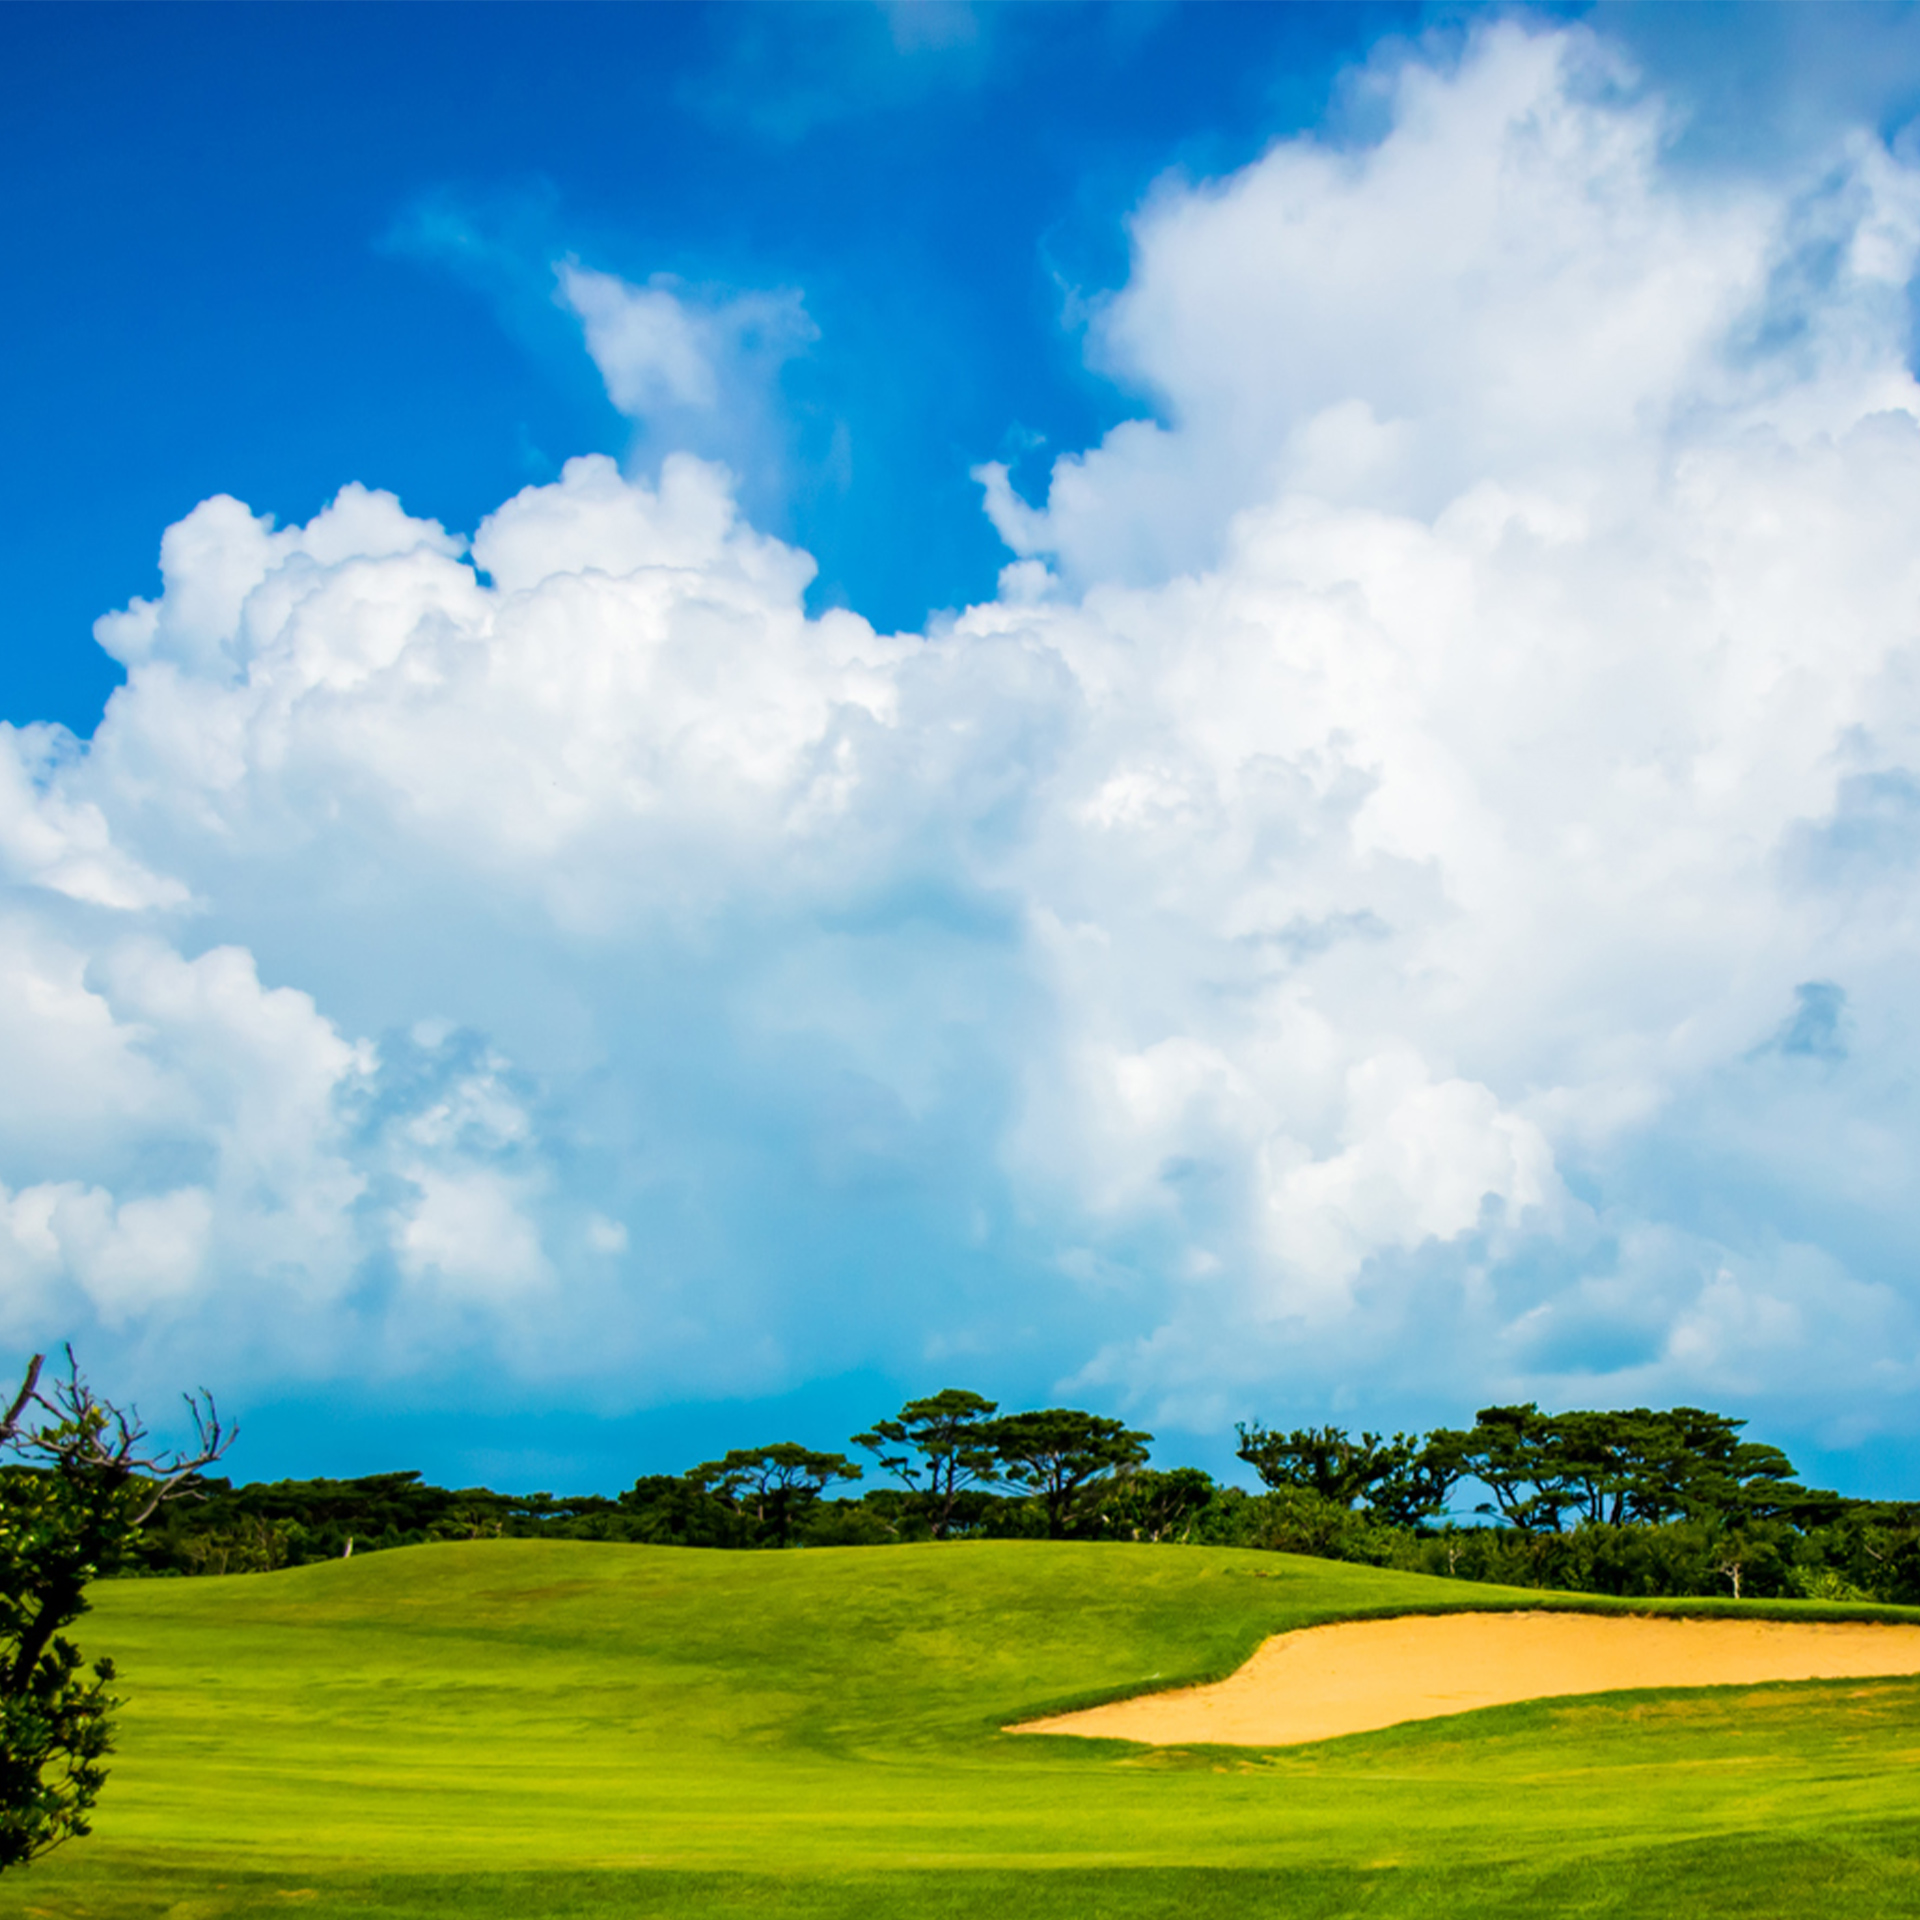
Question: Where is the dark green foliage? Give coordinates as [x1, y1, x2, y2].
[1795, 1500, 1920, 1604]
[685, 1444, 863, 1547]
[1234, 1423, 1452, 1525]
[0, 1633, 114, 1872]
[616, 1475, 750, 1549]
[132, 1471, 651, 1573]
[0, 1352, 228, 1871]
[852, 1390, 1000, 1539]
[1401, 1518, 1795, 1598]
[1422, 1403, 1831, 1532]
[1100, 1466, 1216, 1542]
[0, 1433, 128, 1868]
[982, 1408, 1152, 1539]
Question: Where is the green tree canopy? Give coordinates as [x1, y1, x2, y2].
[985, 1409, 1151, 1540]
[1234, 1422, 1454, 1525]
[1420, 1404, 1830, 1533]
[685, 1444, 862, 1548]
[852, 1390, 999, 1540]
[1102, 1465, 1216, 1543]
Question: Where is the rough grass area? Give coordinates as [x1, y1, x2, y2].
[6, 1540, 1920, 1918]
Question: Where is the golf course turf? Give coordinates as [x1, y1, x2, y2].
[7, 1540, 1920, 1918]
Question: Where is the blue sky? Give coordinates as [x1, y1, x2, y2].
[8, 2, 1920, 1498]
[3, 1, 1419, 729]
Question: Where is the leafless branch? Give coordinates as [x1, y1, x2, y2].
[3, 1346, 235, 1523]
[0, 1353, 44, 1448]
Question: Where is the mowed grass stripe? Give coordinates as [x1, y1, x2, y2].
[19, 1839, 1920, 1920]
[7, 1540, 1920, 1917]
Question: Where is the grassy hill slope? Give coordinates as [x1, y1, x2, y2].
[9, 1540, 1920, 1919]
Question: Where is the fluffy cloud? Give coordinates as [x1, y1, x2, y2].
[558, 264, 818, 514]
[7, 20, 1920, 1453]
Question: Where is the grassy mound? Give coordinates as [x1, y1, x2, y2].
[9, 1540, 1920, 1918]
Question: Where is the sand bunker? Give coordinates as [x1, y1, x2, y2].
[1010, 1610, 1920, 1747]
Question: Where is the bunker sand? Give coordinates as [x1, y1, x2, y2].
[1010, 1611, 1920, 1747]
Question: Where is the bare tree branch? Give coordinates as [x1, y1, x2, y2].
[8, 1346, 235, 1525]
[0, 1352, 45, 1448]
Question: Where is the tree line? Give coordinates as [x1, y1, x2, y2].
[1229, 1404, 1908, 1604]
[132, 1393, 1172, 1567]
[127, 1391, 1920, 1607]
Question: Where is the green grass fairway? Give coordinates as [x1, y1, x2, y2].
[8, 1541, 1920, 1918]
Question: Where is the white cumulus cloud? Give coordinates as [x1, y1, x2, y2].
[558, 263, 818, 510]
[6, 19, 1920, 1458]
